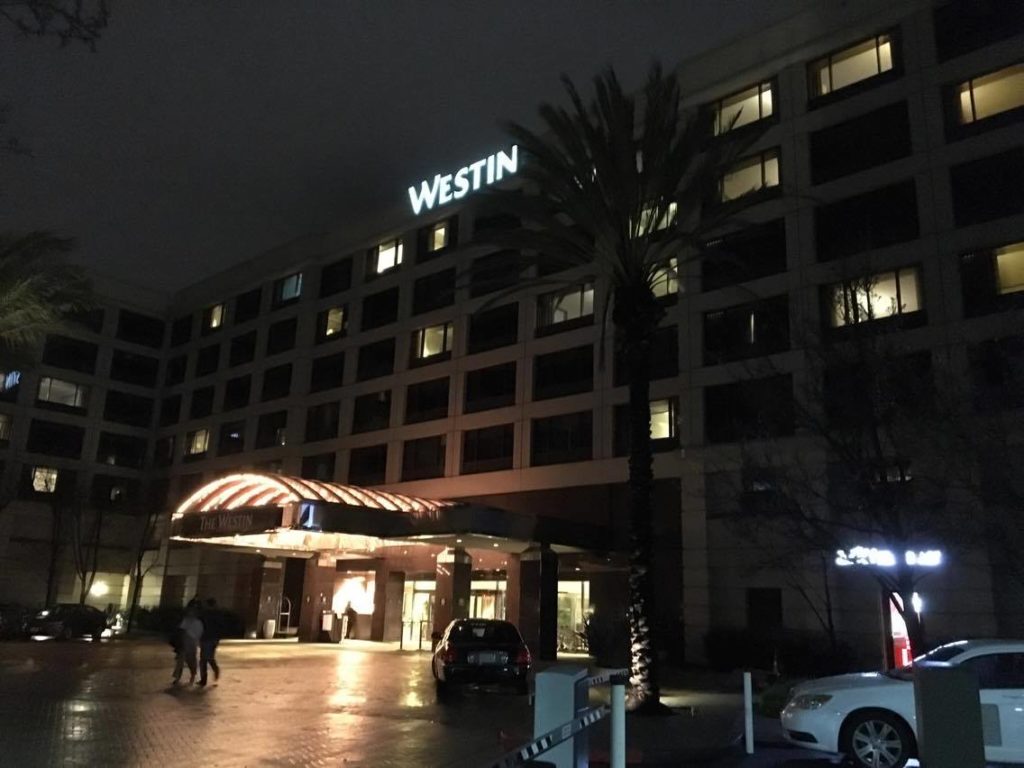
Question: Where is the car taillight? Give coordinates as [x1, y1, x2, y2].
[515, 646, 531, 665]
[442, 645, 458, 663]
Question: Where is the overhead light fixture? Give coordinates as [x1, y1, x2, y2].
[492, 543, 499, 548]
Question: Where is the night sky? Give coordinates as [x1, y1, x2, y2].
[1, 1, 813, 296]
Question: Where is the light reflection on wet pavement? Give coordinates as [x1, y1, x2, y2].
[0, 640, 531, 767]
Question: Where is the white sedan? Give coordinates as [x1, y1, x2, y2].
[780, 639, 1024, 767]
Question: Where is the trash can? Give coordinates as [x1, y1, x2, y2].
[321, 611, 343, 643]
[262, 618, 277, 639]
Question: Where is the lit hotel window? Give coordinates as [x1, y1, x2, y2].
[274, 272, 303, 305]
[0, 369, 21, 396]
[958, 64, 1024, 124]
[186, 428, 210, 456]
[537, 283, 594, 328]
[205, 303, 225, 330]
[810, 34, 893, 97]
[996, 242, 1024, 295]
[37, 376, 88, 409]
[428, 221, 449, 252]
[650, 399, 677, 440]
[412, 322, 453, 361]
[324, 306, 346, 337]
[651, 258, 679, 298]
[375, 238, 403, 274]
[828, 267, 921, 327]
[719, 150, 779, 202]
[638, 202, 677, 236]
[32, 466, 58, 493]
[0, 413, 11, 442]
[713, 81, 774, 135]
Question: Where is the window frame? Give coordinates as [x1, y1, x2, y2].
[710, 80, 775, 136]
[808, 31, 899, 104]
[536, 282, 595, 335]
[272, 272, 303, 308]
[411, 321, 454, 365]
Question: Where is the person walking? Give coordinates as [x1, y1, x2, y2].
[198, 598, 222, 686]
[172, 605, 203, 685]
[344, 601, 357, 639]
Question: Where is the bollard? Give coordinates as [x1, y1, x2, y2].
[743, 671, 754, 754]
[610, 673, 627, 768]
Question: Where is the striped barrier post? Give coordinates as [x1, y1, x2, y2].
[489, 706, 609, 768]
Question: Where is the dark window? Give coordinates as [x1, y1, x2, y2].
[613, 398, 679, 456]
[462, 424, 515, 475]
[412, 268, 456, 314]
[315, 306, 347, 343]
[473, 212, 520, 235]
[468, 303, 519, 354]
[704, 374, 794, 444]
[159, 394, 181, 427]
[958, 653, 1024, 690]
[223, 375, 251, 411]
[310, 352, 345, 393]
[96, 431, 146, 469]
[305, 401, 339, 442]
[361, 287, 400, 330]
[614, 326, 679, 386]
[104, 390, 153, 428]
[261, 364, 292, 401]
[218, 420, 245, 455]
[110, 350, 159, 387]
[401, 434, 446, 480]
[533, 345, 593, 401]
[91, 475, 139, 508]
[531, 411, 592, 466]
[170, 315, 192, 347]
[255, 410, 288, 448]
[190, 386, 215, 419]
[356, 338, 395, 381]
[815, 180, 918, 261]
[703, 220, 787, 291]
[746, 588, 783, 631]
[301, 452, 336, 481]
[235, 287, 262, 323]
[69, 308, 104, 333]
[42, 335, 98, 374]
[968, 336, 1024, 411]
[266, 317, 297, 356]
[950, 148, 1024, 227]
[229, 331, 257, 367]
[26, 419, 84, 458]
[470, 251, 522, 298]
[703, 296, 790, 365]
[195, 344, 220, 376]
[319, 257, 353, 297]
[348, 444, 388, 486]
[824, 352, 933, 427]
[165, 354, 186, 386]
[154, 436, 174, 468]
[417, 216, 459, 261]
[272, 272, 303, 308]
[116, 310, 164, 348]
[960, 242, 1024, 318]
[809, 102, 911, 184]
[351, 390, 391, 433]
[465, 362, 516, 413]
[405, 377, 449, 424]
[933, 0, 1024, 62]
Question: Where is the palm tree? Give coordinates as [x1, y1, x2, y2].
[479, 64, 760, 711]
[0, 231, 92, 370]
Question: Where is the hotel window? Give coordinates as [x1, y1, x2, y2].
[229, 331, 256, 366]
[261, 363, 292, 401]
[968, 336, 1024, 412]
[0, 369, 20, 402]
[536, 283, 594, 332]
[533, 345, 593, 401]
[348, 444, 388, 486]
[719, 149, 779, 202]
[31, 466, 59, 494]
[651, 258, 679, 299]
[110, 350, 159, 387]
[301, 452, 335, 482]
[419, 217, 457, 260]
[316, 306, 347, 342]
[401, 434, 447, 481]
[815, 180, 918, 261]
[411, 322, 454, 363]
[465, 361, 516, 413]
[190, 386, 215, 419]
[195, 344, 220, 376]
[159, 394, 181, 426]
[165, 354, 186, 386]
[827, 267, 922, 328]
[704, 296, 790, 365]
[361, 287, 400, 330]
[531, 410, 593, 467]
[960, 241, 1024, 317]
[96, 432, 146, 469]
[809, 33, 894, 98]
[712, 81, 774, 135]
[371, 238, 403, 275]
[186, 428, 209, 457]
[810, 102, 911, 184]
[405, 377, 450, 424]
[203, 303, 225, 332]
[305, 401, 340, 442]
[235, 287, 262, 322]
[356, 338, 395, 381]
[27, 419, 84, 458]
[950, 148, 1024, 227]
[703, 220, 787, 291]
[995, 243, 1024, 296]
[704, 374, 794, 444]
[170, 315, 192, 347]
[957, 64, 1024, 125]
[470, 250, 521, 298]
[222, 374, 251, 411]
[266, 317, 297, 355]
[614, 326, 679, 386]
[412, 268, 456, 315]
[0, 412, 10, 442]
[613, 398, 679, 456]
[42, 334, 98, 374]
[351, 390, 391, 433]
[36, 376, 88, 410]
[637, 202, 677, 236]
[116, 310, 165, 349]
[154, 436, 175, 467]
[309, 351, 345, 393]
[319, 257, 353, 297]
[468, 303, 518, 354]
[256, 410, 288, 448]
[272, 272, 303, 307]
[103, 390, 154, 428]
[934, 1, 1024, 63]
[462, 424, 515, 475]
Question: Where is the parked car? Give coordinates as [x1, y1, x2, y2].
[0, 604, 31, 639]
[28, 604, 109, 641]
[781, 639, 1024, 767]
[431, 619, 531, 694]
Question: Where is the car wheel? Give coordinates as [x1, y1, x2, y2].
[58, 626, 73, 641]
[841, 710, 914, 768]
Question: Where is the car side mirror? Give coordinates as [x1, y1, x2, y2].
[431, 631, 442, 642]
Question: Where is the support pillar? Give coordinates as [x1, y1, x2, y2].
[247, 558, 285, 638]
[297, 556, 335, 642]
[433, 547, 471, 637]
[517, 544, 558, 661]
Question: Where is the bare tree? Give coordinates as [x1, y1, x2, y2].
[68, 500, 103, 604]
[126, 507, 164, 632]
[0, 0, 108, 48]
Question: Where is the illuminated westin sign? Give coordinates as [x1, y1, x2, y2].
[408, 145, 519, 215]
[835, 547, 943, 568]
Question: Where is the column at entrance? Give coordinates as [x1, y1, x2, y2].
[297, 556, 336, 642]
[516, 544, 558, 661]
[432, 547, 471, 637]
[248, 558, 285, 638]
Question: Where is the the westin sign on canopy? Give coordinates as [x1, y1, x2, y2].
[408, 146, 519, 215]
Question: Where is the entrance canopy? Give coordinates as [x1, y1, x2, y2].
[170, 472, 609, 557]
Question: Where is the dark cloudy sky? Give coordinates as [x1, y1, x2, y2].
[1, 1, 813, 295]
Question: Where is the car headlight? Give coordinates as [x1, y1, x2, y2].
[789, 694, 833, 710]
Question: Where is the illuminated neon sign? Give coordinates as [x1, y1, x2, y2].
[408, 145, 519, 215]
[835, 547, 943, 568]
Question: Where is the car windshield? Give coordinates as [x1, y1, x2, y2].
[886, 642, 970, 678]
[449, 622, 520, 644]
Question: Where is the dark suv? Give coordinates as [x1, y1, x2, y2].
[431, 619, 531, 694]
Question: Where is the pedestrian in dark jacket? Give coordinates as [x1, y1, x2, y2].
[198, 598, 222, 686]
